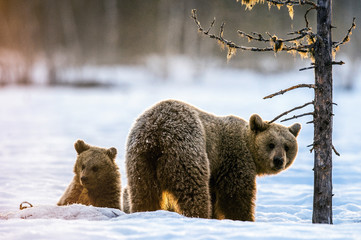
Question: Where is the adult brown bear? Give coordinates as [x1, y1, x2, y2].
[125, 100, 301, 221]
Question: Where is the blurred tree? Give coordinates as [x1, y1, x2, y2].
[192, 0, 356, 224]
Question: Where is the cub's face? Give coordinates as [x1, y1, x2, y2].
[249, 114, 301, 175]
[73, 140, 118, 190]
[75, 150, 113, 189]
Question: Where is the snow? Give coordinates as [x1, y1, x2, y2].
[1, 204, 124, 221]
[0, 64, 361, 239]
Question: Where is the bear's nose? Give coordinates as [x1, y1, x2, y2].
[81, 176, 88, 183]
[273, 157, 284, 169]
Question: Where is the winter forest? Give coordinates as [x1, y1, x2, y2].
[1, 0, 361, 239]
[0, 0, 360, 86]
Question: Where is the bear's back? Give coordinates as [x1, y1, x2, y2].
[127, 99, 251, 172]
[127, 100, 205, 152]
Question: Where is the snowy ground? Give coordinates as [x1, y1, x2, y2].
[0, 65, 361, 239]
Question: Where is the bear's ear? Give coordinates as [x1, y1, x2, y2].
[74, 140, 90, 155]
[249, 114, 268, 133]
[106, 147, 117, 160]
[289, 123, 301, 137]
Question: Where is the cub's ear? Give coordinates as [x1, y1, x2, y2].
[107, 147, 117, 160]
[250, 114, 268, 133]
[74, 140, 90, 155]
[289, 123, 301, 137]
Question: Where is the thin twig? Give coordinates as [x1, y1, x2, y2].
[20, 201, 33, 210]
[269, 102, 314, 123]
[220, 22, 225, 38]
[239, 29, 311, 44]
[205, 18, 216, 34]
[332, 61, 345, 65]
[264, 84, 315, 99]
[287, 27, 310, 35]
[304, 7, 316, 29]
[280, 111, 314, 122]
[333, 17, 356, 49]
[332, 145, 340, 156]
[308, 140, 321, 153]
[307, 142, 314, 153]
[238, 30, 269, 42]
[310, 146, 314, 153]
[299, 66, 315, 71]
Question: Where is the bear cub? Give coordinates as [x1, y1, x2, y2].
[58, 140, 121, 209]
[125, 100, 301, 221]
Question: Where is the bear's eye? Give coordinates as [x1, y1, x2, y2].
[81, 165, 85, 170]
[92, 166, 98, 172]
[285, 145, 289, 152]
[268, 143, 275, 149]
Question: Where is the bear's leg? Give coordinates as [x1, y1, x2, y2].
[127, 154, 162, 213]
[172, 182, 211, 218]
[157, 153, 211, 218]
[214, 190, 255, 221]
[57, 176, 84, 206]
[213, 173, 256, 221]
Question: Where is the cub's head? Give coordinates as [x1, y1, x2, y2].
[249, 114, 301, 175]
[73, 140, 118, 190]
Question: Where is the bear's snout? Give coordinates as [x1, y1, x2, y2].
[273, 157, 284, 169]
[81, 176, 89, 184]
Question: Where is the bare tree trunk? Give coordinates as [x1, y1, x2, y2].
[312, 0, 333, 224]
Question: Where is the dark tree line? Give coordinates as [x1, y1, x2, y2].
[0, 0, 359, 85]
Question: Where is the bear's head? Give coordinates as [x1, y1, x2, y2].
[249, 114, 301, 175]
[73, 140, 119, 191]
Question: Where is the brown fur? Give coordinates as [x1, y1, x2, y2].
[58, 140, 121, 209]
[122, 186, 130, 213]
[125, 100, 301, 221]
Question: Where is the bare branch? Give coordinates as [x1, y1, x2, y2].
[205, 18, 216, 34]
[287, 27, 310, 35]
[280, 112, 314, 122]
[264, 0, 318, 8]
[300, 60, 342, 71]
[220, 22, 225, 38]
[309, 145, 314, 153]
[240, 0, 318, 8]
[239, 28, 312, 44]
[333, 17, 356, 49]
[332, 145, 340, 156]
[192, 9, 204, 31]
[238, 30, 269, 42]
[191, 9, 314, 56]
[304, 7, 316, 29]
[299, 66, 315, 71]
[264, 84, 315, 99]
[269, 101, 314, 123]
[332, 61, 345, 65]
[284, 32, 312, 42]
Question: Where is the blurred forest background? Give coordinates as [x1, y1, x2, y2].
[0, 0, 359, 86]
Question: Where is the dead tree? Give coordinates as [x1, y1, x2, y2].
[192, 0, 356, 224]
